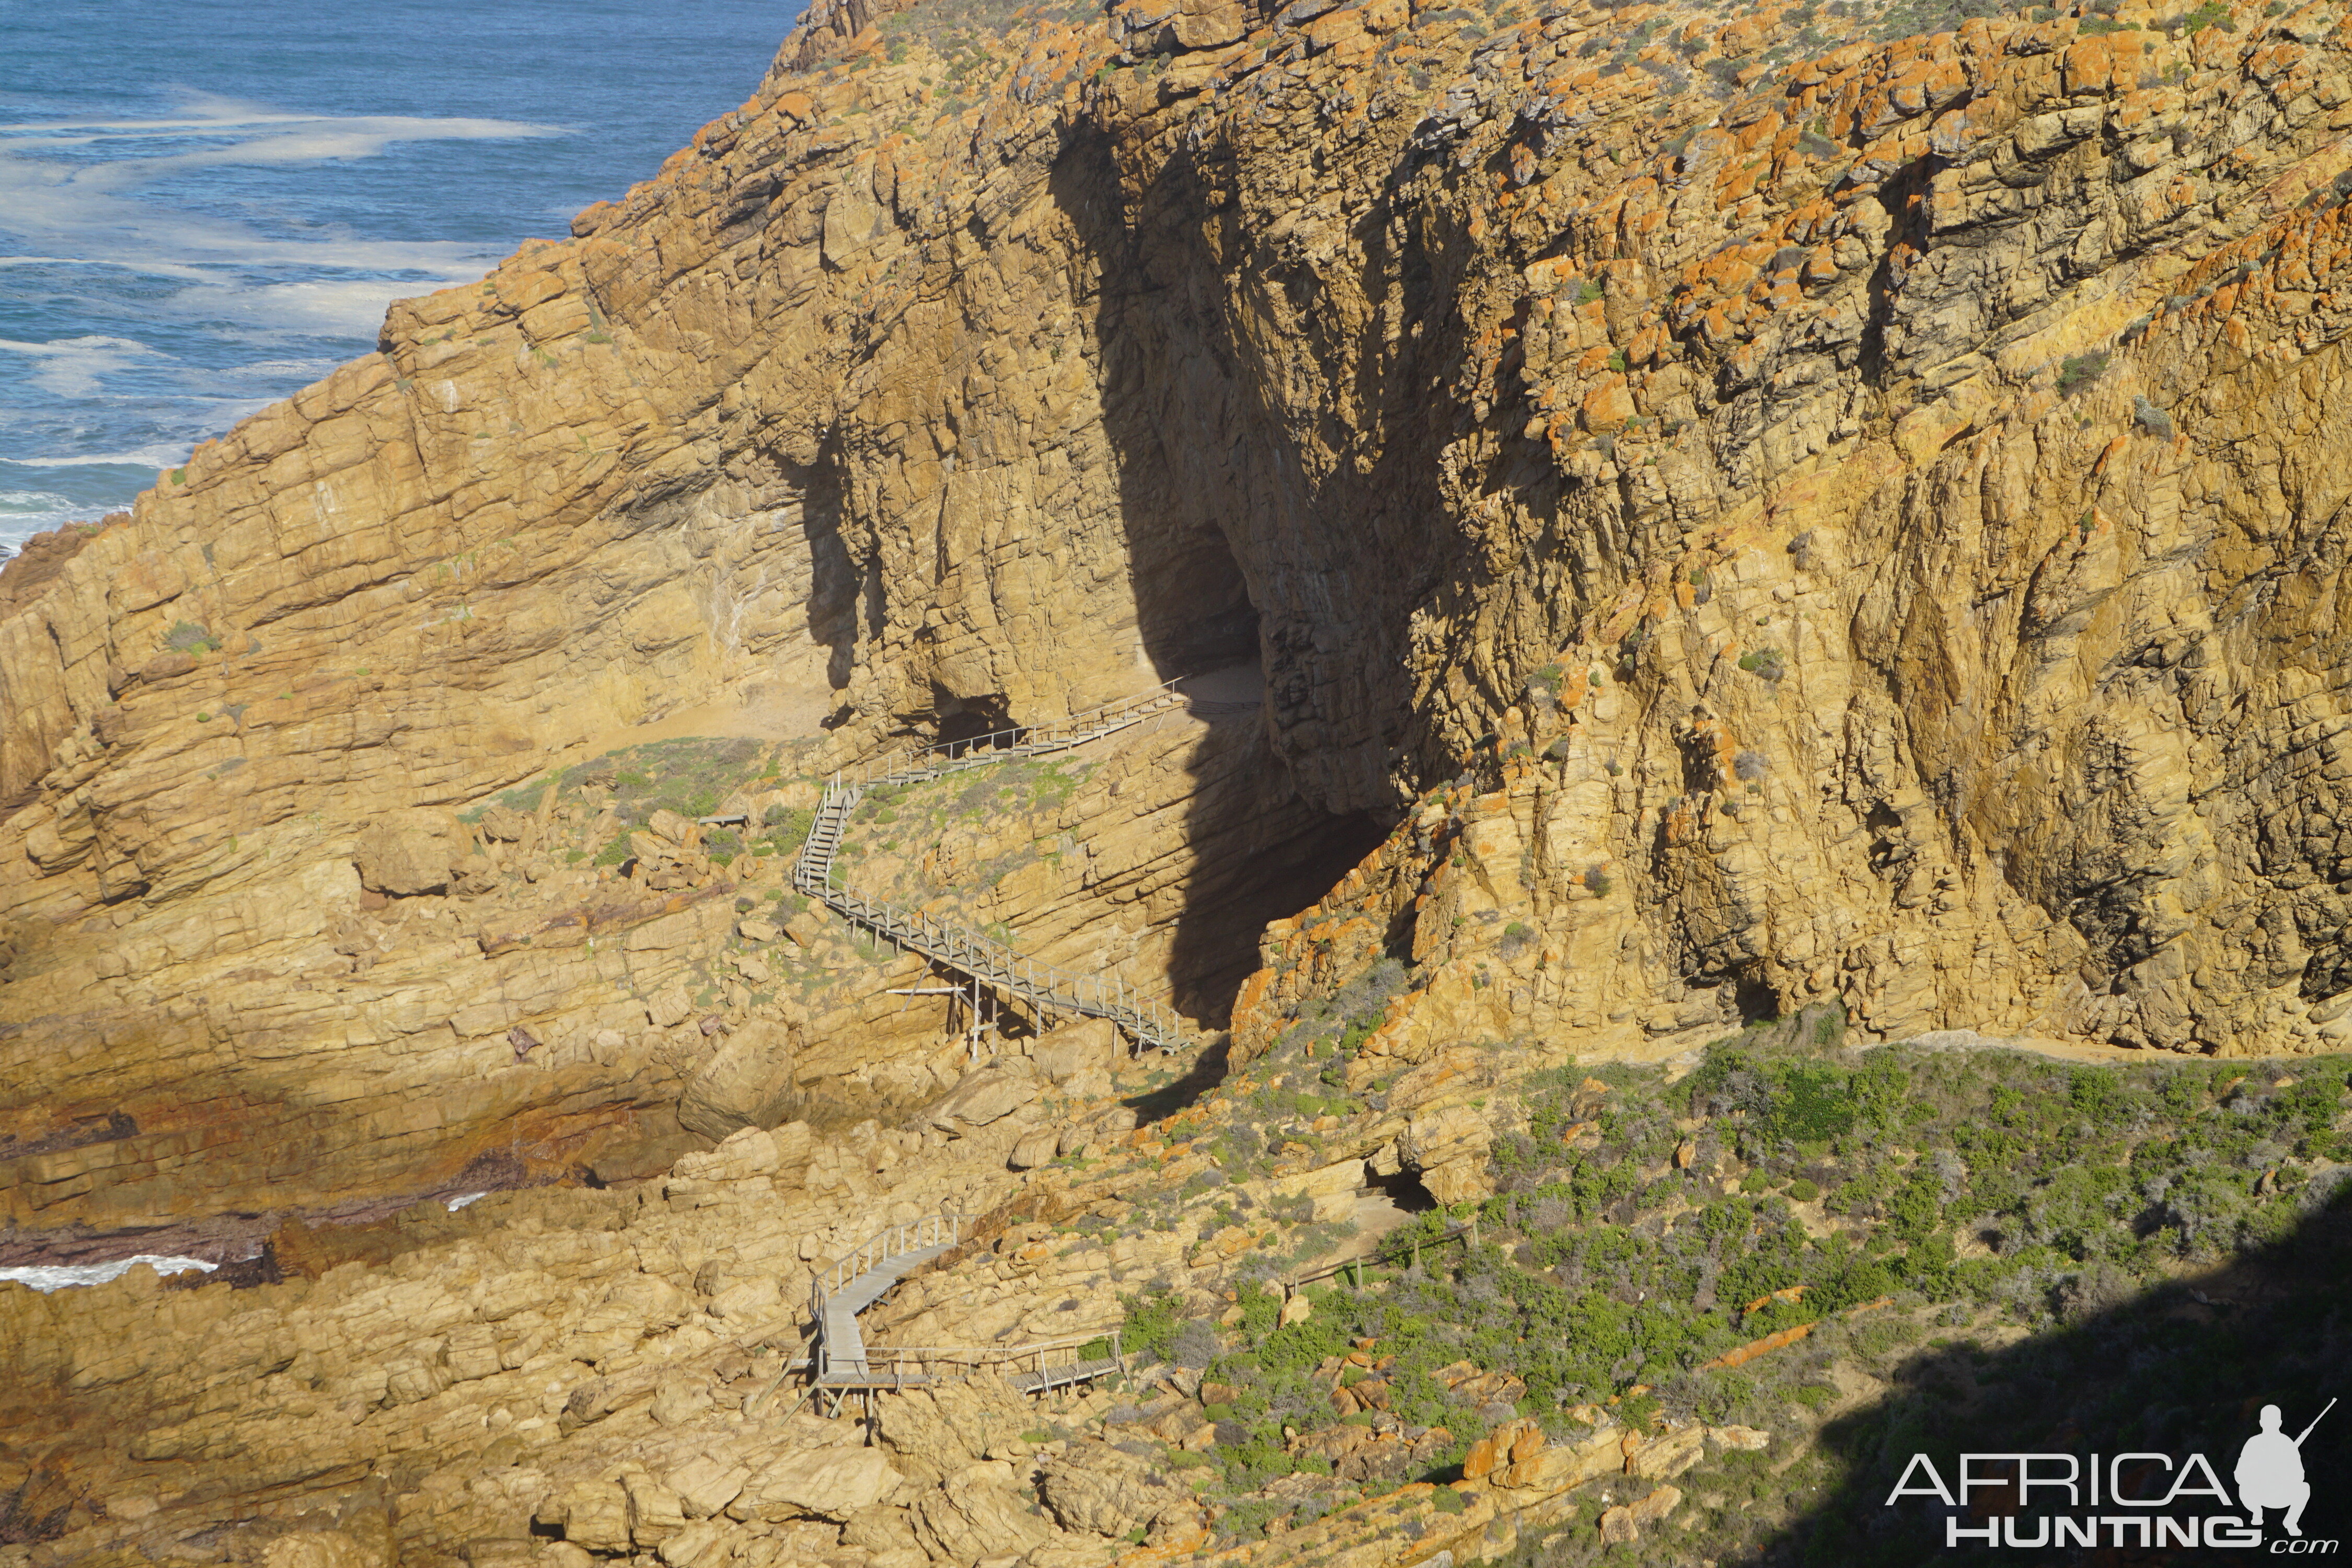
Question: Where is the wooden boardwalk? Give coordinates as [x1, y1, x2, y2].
[792, 682, 1194, 1051]
[790, 1212, 1126, 1416]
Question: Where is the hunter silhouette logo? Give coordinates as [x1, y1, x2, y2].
[2239, 1399, 2332, 1538]
[1884, 1394, 2338, 1551]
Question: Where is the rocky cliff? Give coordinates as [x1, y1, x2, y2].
[7, 0, 2352, 1231]
[6, 0, 2352, 1558]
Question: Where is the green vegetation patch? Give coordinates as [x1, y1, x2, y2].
[1117, 996, 2352, 1557]
[477, 736, 808, 829]
[2056, 349, 2111, 396]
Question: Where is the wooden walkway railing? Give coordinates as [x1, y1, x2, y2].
[779, 1207, 1127, 1416]
[792, 682, 1192, 1052]
[814, 1331, 1127, 1393]
[813, 1213, 956, 1304]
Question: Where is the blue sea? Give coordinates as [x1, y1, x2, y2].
[0, 0, 802, 555]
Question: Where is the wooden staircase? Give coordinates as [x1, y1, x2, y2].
[791, 682, 1193, 1051]
[794, 1212, 1127, 1414]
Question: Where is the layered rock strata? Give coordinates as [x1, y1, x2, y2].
[0, 1000, 1735, 1568]
[1, 0, 2351, 1511]
[2, 0, 2348, 1255]
[0, 685, 1364, 1230]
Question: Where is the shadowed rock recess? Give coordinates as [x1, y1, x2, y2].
[6, 0, 2352, 1562]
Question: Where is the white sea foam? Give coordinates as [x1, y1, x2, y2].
[0, 152, 506, 277]
[247, 278, 442, 337]
[0, 489, 125, 555]
[0, 255, 217, 280]
[1, 445, 191, 470]
[0, 489, 78, 511]
[0, 16, 780, 531]
[0, 101, 566, 145]
[0, 1254, 217, 1293]
[0, 333, 165, 397]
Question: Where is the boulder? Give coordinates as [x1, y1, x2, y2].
[477, 803, 531, 842]
[1489, 1422, 1628, 1494]
[1631, 1422, 1708, 1479]
[910, 1466, 1056, 1561]
[647, 986, 694, 1029]
[354, 811, 457, 896]
[1598, 1485, 1682, 1544]
[1032, 1017, 1120, 1085]
[537, 1482, 632, 1553]
[874, 1378, 1034, 1481]
[649, 1373, 714, 1427]
[1007, 1127, 1060, 1169]
[1400, 1102, 1492, 1176]
[1039, 1441, 1192, 1539]
[654, 1519, 738, 1568]
[736, 1446, 902, 1521]
[666, 1455, 751, 1519]
[678, 1022, 800, 1139]
[623, 1469, 688, 1546]
[925, 1058, 1039, 1132]
[262, 1531, 385, 1568]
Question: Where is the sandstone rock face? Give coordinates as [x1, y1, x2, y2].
[1032, 1018, 1119, 1095]
[740, 1446, 901, 1521]
[0, 0, 2345, 1258]
[1039, 1442, 1194, 1539]
[353, 810, 458, 896]
[0, 0, 2349, 1527]
[925, 1058, 1040, 1133]
[873, 1378, 1034, 1482]
[675, 1020, 798, 1139]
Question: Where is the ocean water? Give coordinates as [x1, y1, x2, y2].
[0, 1253, 215, 1292]
[0, 0, 802, 556]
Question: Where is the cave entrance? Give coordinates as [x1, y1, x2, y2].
[933, 693, 1013, 750]
[1342, 1163, 1440, 1263]
[1127, 521, 1391, 1031]
[1368, 1163, 1438, 1214]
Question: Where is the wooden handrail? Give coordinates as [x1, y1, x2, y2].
[791, 697, 1191, 1051]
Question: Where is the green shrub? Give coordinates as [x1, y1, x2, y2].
[164, 620, 219, 655]
[2056, 351, 2109, 396]
[1768, 1065, 1858, 1143]
[1786, 1178, 1821, 1203]
[1120, 1287, 1184, 1363]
